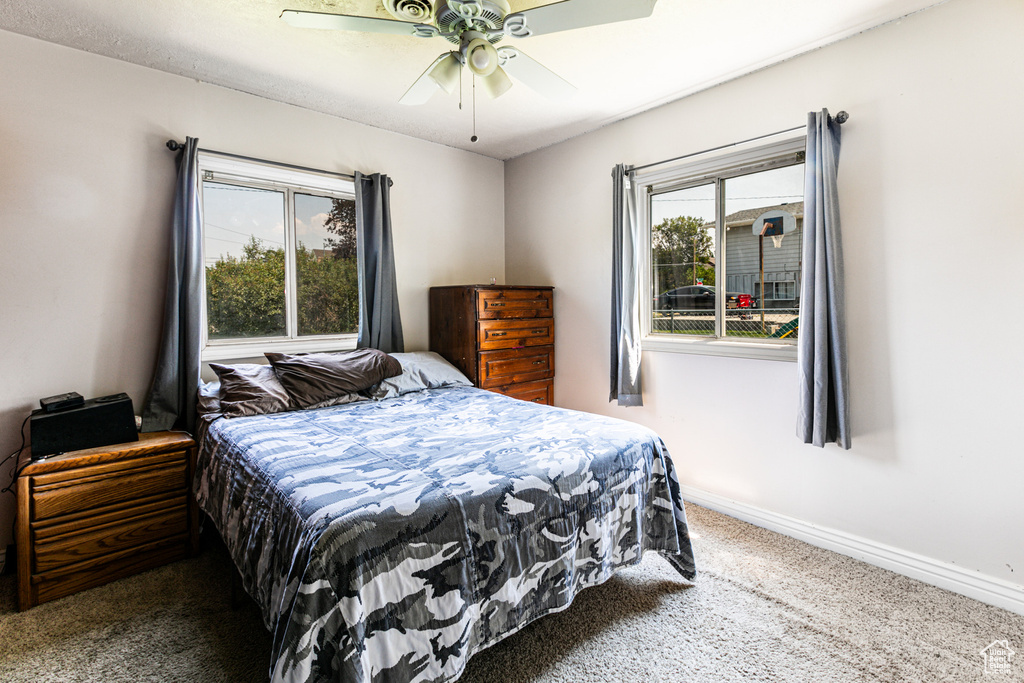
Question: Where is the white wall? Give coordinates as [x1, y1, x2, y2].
[0, 30, 505, 551]
[505, 0, 1024, 591]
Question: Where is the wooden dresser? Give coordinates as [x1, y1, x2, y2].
[16, 431, 199, 610]
[429, 285, 555, 405]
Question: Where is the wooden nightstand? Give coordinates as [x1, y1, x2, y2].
[15, 431, 199, 610]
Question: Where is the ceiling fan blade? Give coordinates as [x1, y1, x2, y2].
[281, 9, 421, 36]
[497, 47, 575, 100]
[504, 0, 658, 38]
[400, 53, 460, 105]
[479, 67, 513, 100]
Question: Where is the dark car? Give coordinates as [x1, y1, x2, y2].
[655, 286, 755, 311]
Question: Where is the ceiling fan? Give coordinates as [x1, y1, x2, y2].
[281, 0, 659, 106]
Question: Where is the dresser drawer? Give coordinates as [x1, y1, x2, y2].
[489, 379, 554, 406]
[477, 289, 553, 319]
[479, 346, 554, 388]
[30, 454, 188, 521]
[478, 318, 554, 350]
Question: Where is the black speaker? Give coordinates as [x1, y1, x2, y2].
[30, 393, 139, 458]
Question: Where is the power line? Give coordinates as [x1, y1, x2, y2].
[204, 235, 246, 246]
[205, 221, 285, 246]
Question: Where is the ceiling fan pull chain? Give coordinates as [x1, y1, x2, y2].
[471, 76, 478, 143]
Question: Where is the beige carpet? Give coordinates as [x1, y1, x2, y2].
[2, 504, 1022, 682]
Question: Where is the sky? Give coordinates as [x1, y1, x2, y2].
[201, 182, 337, 264]
[650, 163, 804, 229]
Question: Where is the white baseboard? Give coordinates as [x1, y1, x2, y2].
[681, 485, 1024, 617]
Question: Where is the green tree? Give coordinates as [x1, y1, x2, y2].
[295, 242, 359, 335]
[323, 198, 357, 259]
[652, 216, 715, 294]
[205, 237, 286, 339]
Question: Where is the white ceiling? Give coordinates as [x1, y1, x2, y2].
[0, 0, 943, 159]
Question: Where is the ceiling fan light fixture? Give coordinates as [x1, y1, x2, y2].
[427, 52, 462, 94]
[479, 66, 513, 99]
[465, 37, 498, 76]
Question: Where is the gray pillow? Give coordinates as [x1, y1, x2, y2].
[209, 363, 292, 417]
[196, 380, 223, 417]
[371, 352, 472, 400]
[266, 349, 403, 409]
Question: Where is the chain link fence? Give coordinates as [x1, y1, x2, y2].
[652, 307, 799, 340]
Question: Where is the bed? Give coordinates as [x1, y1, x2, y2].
[193, 354, 695, 683]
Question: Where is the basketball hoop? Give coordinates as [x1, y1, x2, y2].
[754, 210, 796, 244]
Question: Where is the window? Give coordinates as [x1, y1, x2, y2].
[754, 279, 798, 302]
[638, 136, 805, 360]
[198, 154, 358, 360]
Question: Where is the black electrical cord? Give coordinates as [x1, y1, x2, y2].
[0, 415, 31, 496]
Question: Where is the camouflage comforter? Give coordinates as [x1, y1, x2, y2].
[194, 386, 695, 683]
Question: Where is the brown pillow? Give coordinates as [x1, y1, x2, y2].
[209, 363, 292, 417]
[265, 349, 402, 409]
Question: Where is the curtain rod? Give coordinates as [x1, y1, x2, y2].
[165, 139, 372, 183]
[629, 110, 849, 175]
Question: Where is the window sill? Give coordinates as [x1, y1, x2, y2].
[642, 335, 798, 362]
[202, 335, 358, 362]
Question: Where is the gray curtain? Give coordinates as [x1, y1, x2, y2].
[609, 164, 643, 406]
[141, 137, 202, 433]
[797, 110, 850, 449]
[355, 172, 404, 353]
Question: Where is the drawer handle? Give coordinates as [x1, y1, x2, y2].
[489, 302, 505, 307]
[531, 329, 547, 335]
[532, 398, 544, 403]
[532, 360, 544, 365]
[491, 332, 507, 337]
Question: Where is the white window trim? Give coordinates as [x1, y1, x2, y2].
[635, 134, 805, 363]
[198, 153, 359, 361]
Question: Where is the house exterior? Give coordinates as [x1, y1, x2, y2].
[722, 202, 803, 309]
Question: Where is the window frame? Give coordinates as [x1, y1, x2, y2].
[636, 135, 806, 362]
[197, 153, 359, 361]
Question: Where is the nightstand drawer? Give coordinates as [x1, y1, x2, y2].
[478, 318, 554, 350]
[35, 538, 190, 605]
[479, 346, 553, 388]
[30, 452, 188, 521]
[477, 289, 553, 319]
[33, 501, 188, 573]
